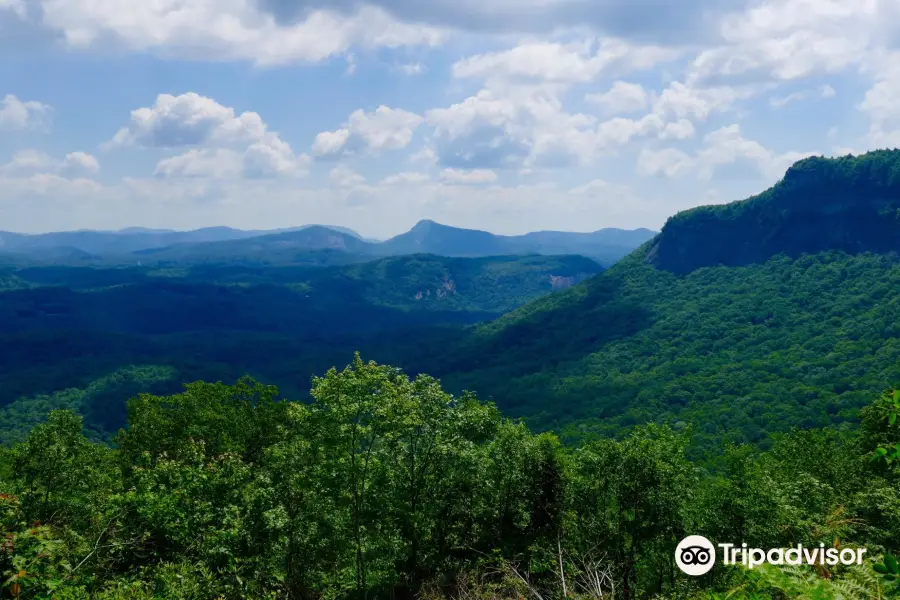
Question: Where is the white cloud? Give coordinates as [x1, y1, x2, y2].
[688, 0, 882, 85]
[329, 164, 366, 187]
[108, 92, 267, 148]
[313, 105, 424, 157]
[39, 0, 444, 66]
[819, 84, 836, 98]
[1, 149, 100, 177]
[61, 151, 100, 175]
[154, 149, 243, 179]
[398, 63, 425, 75]
[409, 147, 437, 165]
[659, 119, 696, 140]
[0, 95, 52, 131]
[637, 124, 817, 181]
[858, 57, 900, 147]
[381, 172, 430, 185]
[652, 81, 754, 122]
[769, 83, 837, 108]
[586, 81, 648, 115]
[699, 124, 813, 180]
[440, 168, 498, 184]
[637, 147, 695, 177]
[113, 93, 308, 180]
[426, 87, 598, 170]
[244, 135, 310, 178]
[0, 149, 57, 173]
[424, 76, 712, 171]
[155, 138, 310, 180]
[0, 173, 103, 199]
[452, 39, 680, 85]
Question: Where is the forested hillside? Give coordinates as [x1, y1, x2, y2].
[389, 151, 900, 461]
[0, 358, 898, 599]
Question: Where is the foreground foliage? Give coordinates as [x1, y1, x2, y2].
[0, 357, 898, 599]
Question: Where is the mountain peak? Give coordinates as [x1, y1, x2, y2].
[411, 219, 439, 231]
[646, 149, 900, 274]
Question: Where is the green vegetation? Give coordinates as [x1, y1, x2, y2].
[0, 357, 897, 599]
[0, 253, 600, 315]
[0, 366, 177, 446]
[405, 250, 900, 462]
[0, 254, 600, 434]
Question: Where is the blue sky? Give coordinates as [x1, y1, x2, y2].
[0, 0, 896, 238]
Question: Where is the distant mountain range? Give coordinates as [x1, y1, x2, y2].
[0, 224, 368, 256]
[379, 220, 656, 262]
[0, 221, 657, 267]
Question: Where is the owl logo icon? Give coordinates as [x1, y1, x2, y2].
[676, 536, 716, 576]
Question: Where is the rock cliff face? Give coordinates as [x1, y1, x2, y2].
[646, 150, 900, 274]
[548, 273, 593, 290]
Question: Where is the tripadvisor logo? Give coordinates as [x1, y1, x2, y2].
[675, 536, 868, 576]
[676, 536, 716, 576]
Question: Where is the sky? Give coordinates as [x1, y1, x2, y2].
[0, 0, 896, 239]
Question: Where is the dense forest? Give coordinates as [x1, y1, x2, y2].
[0, 357, 898, 599]
[0, 253, 601, 429]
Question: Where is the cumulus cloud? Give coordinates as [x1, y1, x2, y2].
[312, 106, 424, 157]
[155, 139, 310, 180]
[38, 0, 443, 65]
[452, 40, 679, 85]
[687, 0, 886, 85]
[329, 164, 366, 187]
[424, 77, 716, 172]
[637, 147, 695, 178]
[586, 81, 648, 115]
[0, 94, 52, 131]
[652, 81, 756, 122]
[1, 149, 100, 177]
[61, 151, 100, 175]
[858, 56, 900, 147]
[244, 135, 311, 178]
[113, 93, 309, 180]
[637, 124, 816, 181]
[0, 149, 57, 173]
[154, 149, 243, 179]
[108, 93, 267, 149]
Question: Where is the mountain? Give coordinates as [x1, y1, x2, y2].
[646, 151, 900, 274]
[379, 220, 657, 265]
[377, 150, 900, 460]
[517, 228, 658, 261]
[129, 226, 376, 266]
[0, 224, 366, 258]
[379, 220, 513, 256]
[0, 220, 654, 267]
